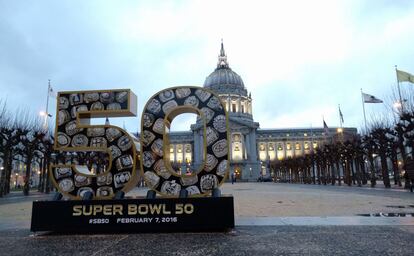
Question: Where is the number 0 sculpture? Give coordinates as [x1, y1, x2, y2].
[141, 87, 229, 196]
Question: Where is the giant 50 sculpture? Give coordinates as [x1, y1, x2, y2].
[31, 86, 234, 233]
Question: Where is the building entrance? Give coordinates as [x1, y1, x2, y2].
[234, 166, 242, 180]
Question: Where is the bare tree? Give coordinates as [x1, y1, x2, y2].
[0, 103, 23, 196]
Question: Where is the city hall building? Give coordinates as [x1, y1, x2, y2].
[165, 43, 357, 181]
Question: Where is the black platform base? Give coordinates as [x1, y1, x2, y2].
[31, 195, 234, 233]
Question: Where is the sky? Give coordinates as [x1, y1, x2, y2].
[1, 0, 414, 133]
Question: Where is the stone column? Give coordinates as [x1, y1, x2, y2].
[193, 130, 199, 164]
[173, 144, 177, 163]
[250, 130, 258, 162]
[237, 96, 241, 113]
[265, 142, 269, 161]
[199, 133, 203, 160]
[245, 133, 251, 161]
[227, 94, 231, 112]
[180, 144, 186, 173]
[242, 134, 247, 160]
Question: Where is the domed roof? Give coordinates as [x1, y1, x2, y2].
[203, 42, 247, 96]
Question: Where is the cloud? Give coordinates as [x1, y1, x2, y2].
[1, 0, 414, 133]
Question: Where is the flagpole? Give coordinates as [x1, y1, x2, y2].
[360, 88, 368, 133]
[395, 65, 404, 113]
[338, 104, 343, 128]
[322, 116, 325, 146]
[43, 79, 51, 129]
[322, 116, 329, 145]
[338, 104, 344, 144]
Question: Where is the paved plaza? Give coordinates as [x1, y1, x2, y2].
[0, 182, 413, 255]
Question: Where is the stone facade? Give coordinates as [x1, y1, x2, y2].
[149, 43, 358, 181]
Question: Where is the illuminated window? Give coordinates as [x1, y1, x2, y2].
[304, 142, 309, 150]
[286, 143, 291, 150]
[313, 142, 318, 149]
[277, 143, 283, 151]
[295, 143, 301, 150]
[170, 146, 174, 153]
[234, 146, 240, 151]
[268, 143, 274, 151]
[233, 134, 241, 141]
[259, 144, 265, 151]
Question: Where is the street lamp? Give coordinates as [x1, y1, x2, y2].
[39, 111, 52, 129]
[39, 111, 52, 117]
[393, 101, 402, 110]
[393, 100, 407, 111]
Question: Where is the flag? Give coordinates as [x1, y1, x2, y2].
[323, 120, 329, 135]
[362, 92, 383, 103]
[48, 85, 57, 98]
[396, 69, 414, 83]
[339, 106, 344, 123]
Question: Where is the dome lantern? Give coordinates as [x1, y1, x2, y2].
[203, 41, 247, 96]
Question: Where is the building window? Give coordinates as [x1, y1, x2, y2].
[268, 143, 274, 151]
[232, 103, 236, 112]
[286, 143, 291, 150]
[304, 142, 309, 150]
[241, 105, 245, 113]
[304, 133, 307, 137]
[170, 146, 174, 153]
[233, 134, 241, 142]
[313, 142, 318, 149]
[277, 143, 283, 151]
[259, 144, 265, 151]
[295, 143, 301, 150]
